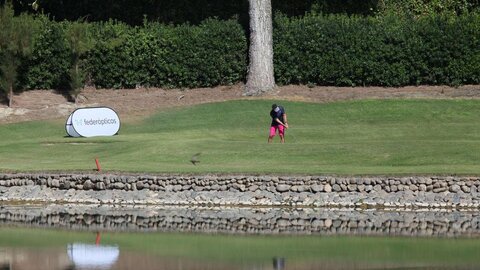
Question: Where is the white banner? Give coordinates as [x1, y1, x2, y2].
[65, 113, 81, 137]
[65, 107, 120, 137]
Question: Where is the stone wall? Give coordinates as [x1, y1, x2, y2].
[1, 173, 480, 208]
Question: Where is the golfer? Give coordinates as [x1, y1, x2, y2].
[268, 104, 288, 143]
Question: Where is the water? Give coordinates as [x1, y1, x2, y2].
[0, 204, 479, 270]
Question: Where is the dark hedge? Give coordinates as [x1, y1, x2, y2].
[85, 19, 247, 89]
[3, 11, 479, 90]
[273, 13, 480, 86]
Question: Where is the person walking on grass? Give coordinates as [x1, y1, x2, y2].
[268, 103, 288, 143]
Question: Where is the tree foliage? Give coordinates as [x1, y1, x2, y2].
[65, 21, 93, 101]
[0, 3, 36, 106]
[0, 0, 479, 94]
[0, 0, 413, 25]
[377, 0, 480, 17]
[21, 17, 70, 90]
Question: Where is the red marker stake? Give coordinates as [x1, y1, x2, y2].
[95, 232, 101, 245]
[95, 158, 101, 171]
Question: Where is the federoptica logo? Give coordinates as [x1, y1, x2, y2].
[66, 107, 121, 137]
[83, 118, 117, 126]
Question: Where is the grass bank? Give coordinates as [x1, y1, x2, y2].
[0, 99, 479, 174]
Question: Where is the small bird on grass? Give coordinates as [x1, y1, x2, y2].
[190, 153, 201, 165]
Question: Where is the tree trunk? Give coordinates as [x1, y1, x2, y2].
[8, 84, 13, 107]
[244, 0, 275, 96]
[72, 63, 80, 103]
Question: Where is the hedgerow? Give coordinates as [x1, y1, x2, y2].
[85, 19, 247, 89]
[273, 13, 480, 86]
[1, 5, 479, 92]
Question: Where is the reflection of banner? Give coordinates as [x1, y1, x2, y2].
[67, 243, 119, 269]
[65, 107, 120, 137]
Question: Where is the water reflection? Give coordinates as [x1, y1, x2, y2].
[67, 243, 119, 269]
[272, 257, 285, 270]
[1, 246, 479, 270]
[0, 247, 247, 270]
[0, 204, 479, 237]
[1, 205, 480, 269]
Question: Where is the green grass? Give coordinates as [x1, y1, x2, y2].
[1, 99, 480, 174]
[1, 227, 479, 266]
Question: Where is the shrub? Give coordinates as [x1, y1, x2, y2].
[273, 13, 480, 86]
[0, 4, 37, 105]
[84, 20, 133, 88]
[20, 17, 70, 89]
[3, 9, 479, 91]
[86, 18, 247, 89]
[65, 21, 93, 100]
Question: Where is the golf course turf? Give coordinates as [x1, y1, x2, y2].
[0, 99, 479, 174]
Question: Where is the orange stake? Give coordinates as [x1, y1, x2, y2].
[95, 158, 101, 171]
[95, 232, 101, 245]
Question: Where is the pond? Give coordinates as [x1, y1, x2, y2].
[0, 204, 479, 270]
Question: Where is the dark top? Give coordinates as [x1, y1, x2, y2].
[270, 106, 285, 126]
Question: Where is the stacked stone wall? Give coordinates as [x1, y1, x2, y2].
[1, 173, 480, 208]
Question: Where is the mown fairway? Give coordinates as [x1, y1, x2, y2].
[0, 99, 479, 174]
